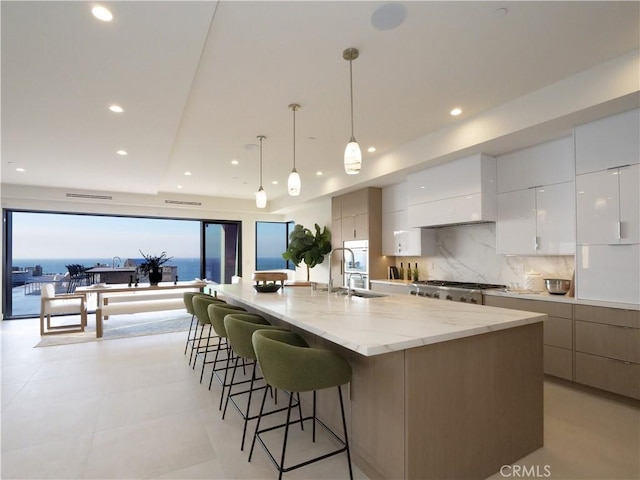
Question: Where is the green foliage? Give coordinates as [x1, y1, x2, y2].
[281, 223, 331, 280]
[138, 250, 173, 274]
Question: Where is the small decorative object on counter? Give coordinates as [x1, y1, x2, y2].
[399, 262, 405, 281]
[174, 275, 178, 285]
[412, 263, 419, 282]
[135, 277, 139, 287]
[128, 275, 133, 287]
[523, 270, 544, 292]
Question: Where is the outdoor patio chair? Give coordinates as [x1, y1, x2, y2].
[40, 283, 87, 335]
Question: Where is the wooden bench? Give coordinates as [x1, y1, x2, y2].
[77, 282, 207, 337]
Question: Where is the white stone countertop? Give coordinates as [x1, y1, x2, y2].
[483, 289, 640, 311]
[209, 281, 545, 357]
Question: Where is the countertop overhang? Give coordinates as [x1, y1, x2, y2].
[209, 282, 545, 357]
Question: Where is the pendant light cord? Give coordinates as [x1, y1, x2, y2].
[259, 136, 263, 188]
[349, 58, 355, 139]
[292, 107, 296, 169]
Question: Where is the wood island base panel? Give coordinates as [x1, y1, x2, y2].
[210, 282, 545, 479]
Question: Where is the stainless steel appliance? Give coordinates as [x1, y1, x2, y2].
[408, 280, 506, 304]
[343, 240, 368, 289]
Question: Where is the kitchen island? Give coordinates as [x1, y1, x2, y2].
[210, 282, 546, 479]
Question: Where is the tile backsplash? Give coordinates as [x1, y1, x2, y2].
[395, 223, 574, 285]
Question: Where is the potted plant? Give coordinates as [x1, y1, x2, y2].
[138, 250, 173, 286]
[281, 223, 331, 283]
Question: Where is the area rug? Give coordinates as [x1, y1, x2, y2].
[34, 310, 192, 347]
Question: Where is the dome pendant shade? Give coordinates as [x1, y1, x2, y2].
[287, 168, 301, 196]
[255, 186, 267, 209]
[344, 137, 362, 175]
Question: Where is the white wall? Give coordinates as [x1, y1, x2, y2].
[282, 196, 332, 283]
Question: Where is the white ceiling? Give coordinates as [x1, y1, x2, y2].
[2, 1, 639, 211]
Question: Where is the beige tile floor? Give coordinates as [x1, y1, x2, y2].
[2, 316, 639, 479]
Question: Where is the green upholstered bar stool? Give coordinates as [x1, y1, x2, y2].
[183, 292, 219, 357]
[223, 314, 302, 451]
[249, 329, 353, 480]
[190, 295, 234, 373]
[207, 304, 259, 407]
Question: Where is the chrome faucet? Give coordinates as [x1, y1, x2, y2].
[347, 272, 364, 296]
[112, 256, 122, 269]
[328, 247, 355, 294]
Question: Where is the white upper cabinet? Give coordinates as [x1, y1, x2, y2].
[577, 164, 640, 245]
[382, 182, 436, 256]
[496, 138, 575, 255]
[407, 153, 497, 227]
[497, 136, 574, 193]
[574, 108, 640, 175]
[496, 189, 537, 254]
[497, 182, 575, 255]
[536, 183, 576, 254]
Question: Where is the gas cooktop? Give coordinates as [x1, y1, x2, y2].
[411, 280, 506, 290]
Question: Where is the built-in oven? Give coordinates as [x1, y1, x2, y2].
[343, 239, 369, 289]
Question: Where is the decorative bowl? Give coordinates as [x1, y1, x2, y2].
[253, 283, 281, 293]
[544, 278, 571, 295]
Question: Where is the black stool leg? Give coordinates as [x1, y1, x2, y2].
[222, 356, 240, 420]
[248, 385, 270, 462]
[184, 313, 196, 354]
[277, 392, 295, 480]
[338, 385, 354, 480]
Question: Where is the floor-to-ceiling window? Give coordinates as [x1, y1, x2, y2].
[203, 221, 241, 284]
[255, 221, 295, 270]
[3, 210, 241, 319]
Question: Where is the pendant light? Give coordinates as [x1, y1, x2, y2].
[287, 103, 301, 196]
[255, 135, 267, 208]
[343, 47, 361, 175]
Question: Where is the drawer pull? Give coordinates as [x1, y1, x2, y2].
[608, 358, 633, 366]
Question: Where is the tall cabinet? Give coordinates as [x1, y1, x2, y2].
[331, 188, 389, 286]
[574, 108, 640, 304]
[496, 136, 575, 255]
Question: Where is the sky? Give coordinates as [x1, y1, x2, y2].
[12, 212, 200, 259]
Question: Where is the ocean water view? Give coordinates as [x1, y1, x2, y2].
[14, 258, 203, 282]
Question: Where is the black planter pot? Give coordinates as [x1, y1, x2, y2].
[148, 269, 162, 286]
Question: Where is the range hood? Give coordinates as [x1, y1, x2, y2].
[407, 153, 497, 228]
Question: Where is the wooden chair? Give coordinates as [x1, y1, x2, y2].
[40, 283, 87, 335]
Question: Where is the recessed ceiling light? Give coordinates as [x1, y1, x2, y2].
[450, 108, 462, 116]
[231, 159, 239, 165]
[116, 150, 128, 156]
[316, 171, 323, 176]
[92, 5, 113, 22]
[177, 185, 183, 189]
[184, 171, 192, 176]
[16, 167, 25, 172]
[109, 105, 124, 113]
[367, 146, 376, 153]
[272, 180, 278, 185]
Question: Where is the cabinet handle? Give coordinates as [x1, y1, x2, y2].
[534, 236, 539, 250]
[610, 324, 632, 330]
[617, 221, 622, 240]
[608, 357, 632, 366]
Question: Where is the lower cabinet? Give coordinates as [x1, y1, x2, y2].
[483, 296, 573, 381]
[574, 304, 640, 399]
[484, 295, 640, 399]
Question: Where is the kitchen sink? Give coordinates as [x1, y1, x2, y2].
[334, 288, 388, 299]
